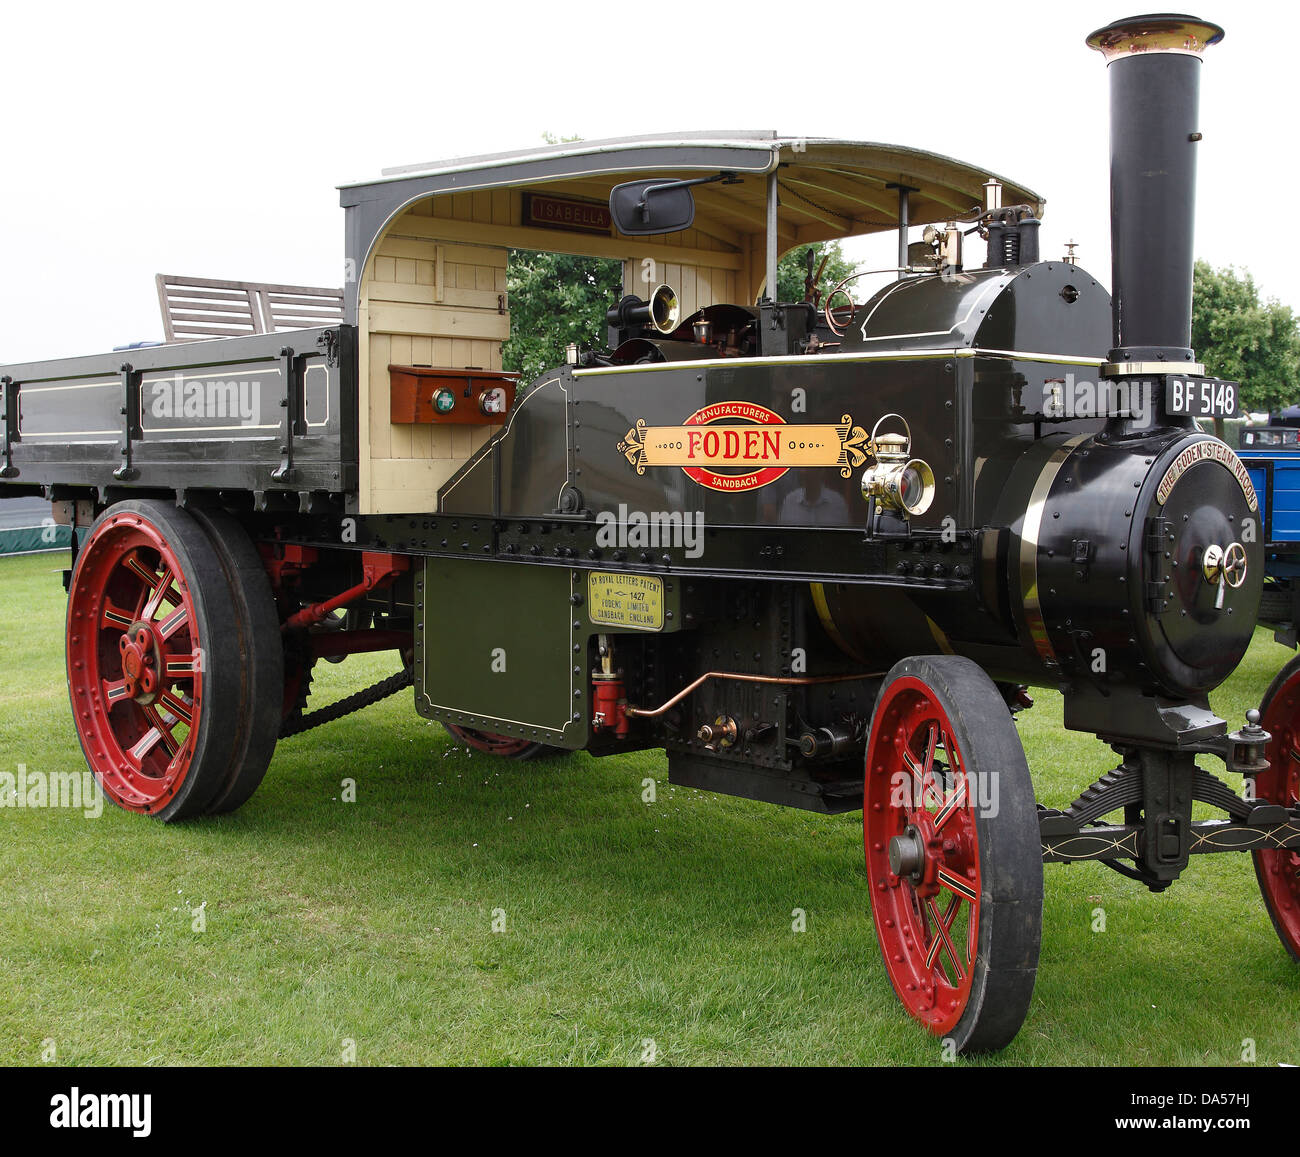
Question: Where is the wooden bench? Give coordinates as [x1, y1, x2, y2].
[156, 274, 344, 342]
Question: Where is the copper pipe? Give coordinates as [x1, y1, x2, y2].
[624, 670, 880, 720]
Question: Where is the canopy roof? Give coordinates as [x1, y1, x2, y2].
[338, 131, 1044, 316]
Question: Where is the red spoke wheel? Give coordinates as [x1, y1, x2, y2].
[191, 509, 283, 815]
[1253, 654, 1300, 961]
[66, 500, 244, 821]
[864, 655, 1043, 1054]
[443, 724, 554, 760]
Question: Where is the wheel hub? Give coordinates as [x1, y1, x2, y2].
[118, 622, 161, 702]
[888, 825, 926, 879]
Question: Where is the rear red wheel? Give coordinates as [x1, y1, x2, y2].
[1254, 654, 1300, 960]
[864, 655, 1042, 1054]
[66, 500, 242, 820]
[443, 724, 553, 760]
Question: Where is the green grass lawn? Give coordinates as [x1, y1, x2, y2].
[0, 549, 1296, 1066]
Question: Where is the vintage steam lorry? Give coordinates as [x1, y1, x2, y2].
[1, 13, 1294, 1054]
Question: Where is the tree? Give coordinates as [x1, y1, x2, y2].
[775, 241, 858, 307]
[500, 249, 623, 383]
[1192, 260, 1300, 415]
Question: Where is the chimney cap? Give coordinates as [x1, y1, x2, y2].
[1087, 13, 1224, 62]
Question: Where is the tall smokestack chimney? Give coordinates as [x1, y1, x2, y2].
[1087, 14, 1224, 368]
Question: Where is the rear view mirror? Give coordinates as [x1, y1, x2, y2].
[609, 179, 696, 236]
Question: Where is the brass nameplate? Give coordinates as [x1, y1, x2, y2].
[587, 572, 664, 632]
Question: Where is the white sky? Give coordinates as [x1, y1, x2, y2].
[1, 0, 1294, 363]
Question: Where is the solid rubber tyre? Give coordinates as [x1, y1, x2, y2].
[191, 509, 283, 815]
[864, 654, 1043, 1054]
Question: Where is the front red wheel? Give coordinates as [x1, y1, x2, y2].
[443, 724, 554, 760]
[864, 655, 1043, 1054]
[1254, 655, 1300, 960]
[66, 500, 243, 820]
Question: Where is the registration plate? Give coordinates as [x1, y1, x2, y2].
[1165, 376, 1240, 419]
[587, 572, 664, 631]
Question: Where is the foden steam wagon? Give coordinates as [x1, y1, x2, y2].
[2, 14, 1295, 1053]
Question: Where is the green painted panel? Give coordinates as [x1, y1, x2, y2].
[416, 558, 585, 746]
[0, 524, 71, 555]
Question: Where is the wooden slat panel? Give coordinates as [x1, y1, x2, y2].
[157, 273, 341, 342]
[262, 292, 343, 330]
[678, 264, 696, 316]
[491, 188, 511, 226]
[470, 338, 499, 372]
[357, 304, 372, 506]
[266, 293, 344, 306]
[444, 264, 474, 290]
[371, 458, 436, 491]
[167, 311, 258, 325]
[388, 335, 414, 458]
[368, 332, 392, 461]
[368, 302, 509, 341]
[429, 424, 453, 460]
[169, 324, 258, 337]
[267, 311, 340, 323]
[696, 268, 713, 307]
[166, 288, 258, 303]
[376, 236, 510, 269]
[369, 485, 443, 513]
[367, 280, 504, 311]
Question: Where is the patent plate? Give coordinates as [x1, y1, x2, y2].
[587, 572, 664, 631]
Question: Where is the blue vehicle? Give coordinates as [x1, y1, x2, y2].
[1239, 407, 1300, 643]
